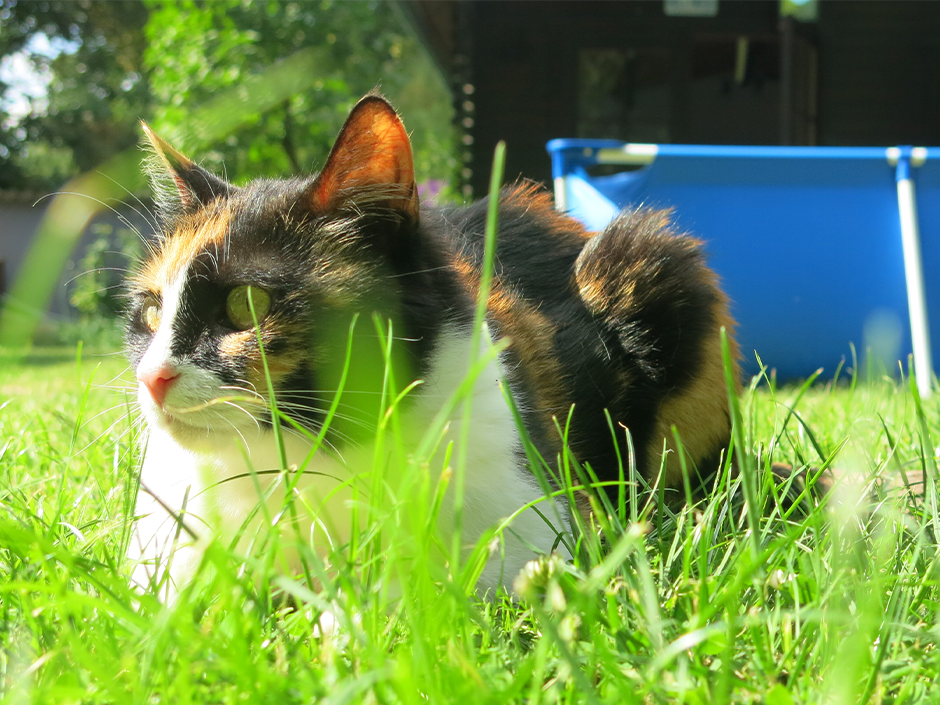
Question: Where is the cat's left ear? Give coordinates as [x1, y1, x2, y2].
[310, 94, 419, 224]
[141, 122, 233, 215]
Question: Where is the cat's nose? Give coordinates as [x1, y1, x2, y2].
[138, 364, 180, 408]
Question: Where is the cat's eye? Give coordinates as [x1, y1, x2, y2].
[226, 285, 271, 330]
[141, 296, 162, 332]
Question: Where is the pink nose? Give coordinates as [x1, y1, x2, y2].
[137, 364, 180, 407]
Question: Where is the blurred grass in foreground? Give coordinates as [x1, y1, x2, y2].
[2, 345, 938, 703]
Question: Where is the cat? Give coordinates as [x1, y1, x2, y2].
[125, 92, 739, 598]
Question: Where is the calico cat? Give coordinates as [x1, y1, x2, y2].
[126, 92, 739, 596]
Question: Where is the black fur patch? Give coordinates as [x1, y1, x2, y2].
[429, 191, 732, 492]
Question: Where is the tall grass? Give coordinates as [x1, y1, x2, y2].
[3, 168, 940, 702]
[3, 345, 938, 703]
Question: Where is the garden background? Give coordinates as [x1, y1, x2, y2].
[2, 2, 940, 703]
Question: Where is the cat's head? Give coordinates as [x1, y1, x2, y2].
[126, 94, 421, 448]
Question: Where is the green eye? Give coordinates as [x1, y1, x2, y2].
[225, 285, 271, 330]
[141, 296, 162, 332]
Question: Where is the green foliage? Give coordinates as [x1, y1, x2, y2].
[32, 312, 124, 350]
[68, 222, 142, 320]
[0, 0, 458, 350]
[1, 0, 457, 192]
[143, 0, 456, 188]
[0, 0, 151, 189]
[29, 220, 146, 351]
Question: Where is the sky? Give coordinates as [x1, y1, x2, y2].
[0, 33, 78, 124]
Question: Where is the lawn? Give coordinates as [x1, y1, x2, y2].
[0, 343, 938, 704]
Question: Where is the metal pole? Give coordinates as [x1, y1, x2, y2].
[893, 148, 933, 397]
[553, 176, 568, 212]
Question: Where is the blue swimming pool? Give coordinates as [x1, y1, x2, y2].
[547, 140, 939, 391]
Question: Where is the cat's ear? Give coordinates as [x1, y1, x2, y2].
[141, 122, 232, 215]
[310, 94, 419, 223]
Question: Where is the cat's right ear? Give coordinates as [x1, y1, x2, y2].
[141, 122, 232, 218]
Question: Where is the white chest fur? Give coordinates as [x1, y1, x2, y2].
[130, 326, 571, 596]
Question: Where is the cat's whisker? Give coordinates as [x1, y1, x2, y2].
[86, 374, 137, 389]
[219, 400, 262, 432]
[92, 168, 161, 235]
[74, 397, 145, 454]
[216, 414, 253, 451]
[314, 440, 347, 467]
[68, 280, 137, 298]
[90, 350, 134, 359]
[384, 264, 452, 278]
[282, 415, 376, 438]
[169, 394, 270, 415]
[351, 333, 422, 343]
[34, 191, 153, 252]
[278, 413, 361, 450]
[229, 373, 263, 388]
[65, 266, 138, 288]
[219, 384, 265, 401]
[271, 402, 379, 434]
[273, 388, 389, 397]
[271, 410, 355, 444]
[283, 426, 348, 466]
[95, 264, 136, 275]
[78, 416, 141, 456]
[310, 425, 359, 449]
[77, 402, 137, 430]
[97, 386, 139, 397]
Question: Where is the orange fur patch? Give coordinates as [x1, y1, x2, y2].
[502, 183, 593, 244]
[241, 321, 306, 393]
[135, 208, 231, 293]
[488, 286, 568, 423]
[219, 329, 254, 359]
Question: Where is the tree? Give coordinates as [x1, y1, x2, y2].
[142, 0, 456, 189]
[0, 0, 151, 189]
[0, 0, 457, 193]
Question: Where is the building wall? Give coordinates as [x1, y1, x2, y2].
[0, 196, 154, 320]
[816, 2, 940, 146]
[454, 0, 940, 196]
[0, 200, 49, 302]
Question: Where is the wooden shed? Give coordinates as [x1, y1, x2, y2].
[401, 0, 940, 196]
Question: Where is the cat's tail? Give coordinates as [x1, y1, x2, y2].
[573, 206, 741, 489]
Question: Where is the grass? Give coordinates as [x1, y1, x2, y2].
[1, 346, 939, 704]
